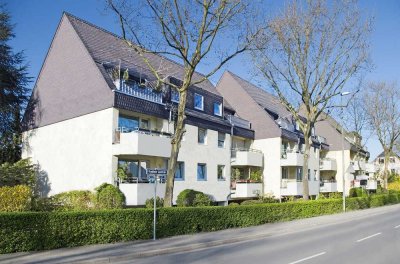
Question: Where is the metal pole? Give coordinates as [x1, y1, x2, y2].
[341, 95, 346, 212]
[153, 175, 157, 240]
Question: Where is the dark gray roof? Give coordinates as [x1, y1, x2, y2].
[226, 71, 292, 118]
[65, 13, 220, 96]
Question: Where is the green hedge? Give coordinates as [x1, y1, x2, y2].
[1, 192, 400, 254]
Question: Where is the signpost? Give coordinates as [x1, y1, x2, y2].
[147, 168, 167, 241]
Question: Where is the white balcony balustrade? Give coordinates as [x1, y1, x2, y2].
[281, 150, 304, 167]
[320, 158, 337, 171]
[113, 128, 171, 157]
[280, 179, 320, 196]
[231, 148, 263, 167]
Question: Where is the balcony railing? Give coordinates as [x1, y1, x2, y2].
[113, 127, 172, 157]
[114, 127, 171, 144]
[231, 148, 263, 167]
[227, 115, 251, 129]
[117, 80, 163, 104]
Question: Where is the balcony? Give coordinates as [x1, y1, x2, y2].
[320, 181, 338, 193]
[281, 150, 304, 167]
[320, 158, 337, 171]
[113, 128, 171, 157]
[120, 182, 166, 206]
[231, 181, 262, 198]
[117, 80, 163, 104]
[366, 163, 377, 173]
[227, 115, 251, 129]
[280, 179, 320, 196]
[351, 160, 366, 171]
[231, 148, 263, 167]
[366, 180, 377, 190]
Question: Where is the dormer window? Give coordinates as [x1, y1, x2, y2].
[213, 102, 222, 116]
[194, 93, 204, 111]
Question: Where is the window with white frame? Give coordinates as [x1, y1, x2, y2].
[218, 132, 225, 148]
[218, 165, 225, 181]
[197, 163, 207, 181]
[198, 128, 207, 144]
[175, 162, 185, 181]
[213, 102, 222, 116]
[194, 93, 204, 110]
[296, 167, 303, 181]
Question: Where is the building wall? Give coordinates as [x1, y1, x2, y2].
[24, 14, 114, 130]
[253, 137, 320, 198]
[22, 108, 115, 195]
[324, 149, 353, 194]
[175, 124, 231, 203]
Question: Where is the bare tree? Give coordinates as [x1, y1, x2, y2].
[364, 81, 400, 190]
[108, 0, 261, 206]
[251, 0, 371, 199]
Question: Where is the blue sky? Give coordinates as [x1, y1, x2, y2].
[7, 0, 400, 159]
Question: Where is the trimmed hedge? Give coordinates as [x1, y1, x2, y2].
[1, 192, 400, 254]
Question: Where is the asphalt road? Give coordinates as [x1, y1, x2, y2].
[131, 207, 400, 264]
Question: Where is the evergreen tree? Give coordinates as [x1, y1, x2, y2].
[0, 8, 31, 164]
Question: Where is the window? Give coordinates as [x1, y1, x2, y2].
[118, 116, 139, 132]
[118, 160, 148, 182]
[175, 162, 185, 181]
[307, 169, 311, 180]
[218, 165, 225, 181]
[171, 89, 180, 102]
[198, 128, 207, 144]
[140, 119, 149, 130]
[197, 164, 207, 181]
[296, 167, 303, 181]
[282, 167, 288, 179]
[194, 93, 204, 111]
[213, 102, 222, 116]
[314, 170, 317, 181]
[218, 132, 225, 148]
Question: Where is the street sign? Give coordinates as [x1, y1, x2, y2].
[147, 168, 167, 175]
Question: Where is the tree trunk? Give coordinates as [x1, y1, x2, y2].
[383, 150, 390, 191]
[302, 137, 311, 200]
[163, 90, 187, 207]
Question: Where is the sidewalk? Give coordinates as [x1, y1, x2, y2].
[1, 204, 399, 264]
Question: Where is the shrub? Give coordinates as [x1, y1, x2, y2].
[328, 192, 342, 199]
[241, 199, 263, 205]
[349, 187, 366, 198]
[145, 197, 164, 208]
[95, 183, 125, 209]
[52, 190, 95, 211]
[176, 189, 201, 207]
[0, 159, 37, 189]
[193, 193, 212, 207]
[228, 202, 239, 206]
[0, 185, 31, 212]
[31, 197, 58, 212]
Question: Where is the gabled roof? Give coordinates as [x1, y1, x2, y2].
[376, 151, 400, 159]
[65, 13, 220, 96]
[226, 71, 292, 118]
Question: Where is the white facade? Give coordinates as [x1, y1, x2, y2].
[253, 137, 321, 199]
[22, 108, 115, 195]
[23, 107, 233, 205]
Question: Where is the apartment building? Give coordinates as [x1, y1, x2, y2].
[374, 151, 400, 175]
[21, 13, 256, 205]
[217, 71, 324, 199]
[315, 116, 376, 193]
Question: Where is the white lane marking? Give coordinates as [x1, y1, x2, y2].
[288, 252, 326, 264]
[395, 225, 400, 229]
[356, 232, 382, 242]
